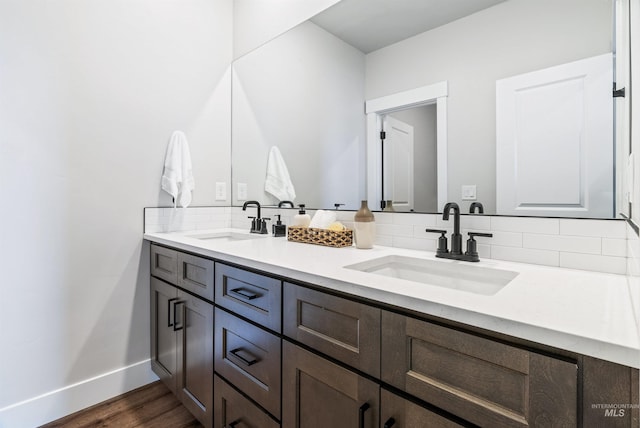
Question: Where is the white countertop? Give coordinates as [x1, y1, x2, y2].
[144, 229, 640, 368]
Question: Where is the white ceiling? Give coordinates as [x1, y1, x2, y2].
[311, 0, 508, 53]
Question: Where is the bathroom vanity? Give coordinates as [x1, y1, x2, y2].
[145, 229, 639, 428]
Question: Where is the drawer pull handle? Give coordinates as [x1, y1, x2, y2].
[229, 348, 258, 366]
[172, 301, 185, 331]
[359, 402, 370, 428]
[383, 417, 396, 428]
[226, 420, 240, 428]
[167, 298, 179, 327]
[229, 287, 260, 301]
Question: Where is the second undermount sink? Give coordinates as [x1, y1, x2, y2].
[344, 255, 518, 295]
[184, 230, 267, 242]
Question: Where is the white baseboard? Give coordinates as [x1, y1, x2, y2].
[0, 359, 159, 428]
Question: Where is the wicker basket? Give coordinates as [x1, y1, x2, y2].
[287, 226, 353, 248]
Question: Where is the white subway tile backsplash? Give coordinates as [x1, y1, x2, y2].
[392, 236, 437, 251]
[602, 238, 627, 257]
[376, 223, 413, 237]
[491, 246, 559, 267]
[559, 252, 627, 275]
[523, 233, 601, 255]
[144, 206, 630, 275]
[559, 219, 626, 238]
[460, 215, 491, 231]
[373, 212, 394, 224]
[471, 230, 522, 247]
[491, 217, 560, 234]
[374, 235, 393, 246]
[392, 212, 437, 227]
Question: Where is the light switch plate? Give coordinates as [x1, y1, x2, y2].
[462, 185, 477, 201]
[237, 183, 248, 201]
[215, 182, 226, 201]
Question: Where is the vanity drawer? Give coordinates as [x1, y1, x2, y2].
[177, 252, 214, 301]
[214, 375, 279, 428]
[150, 244, 178, 284]
[215, 263, 282, 333]
[381, 389, 466, 428]
[381, 311, 577, 427]
[214, 309, 281, 418]
[283, 282, 380, 378]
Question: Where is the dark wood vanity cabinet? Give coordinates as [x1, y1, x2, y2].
[381, 310, 577, 427]
[282, 341, 379, 428]
[150, 246, 214, 428]
[150, 277, 214, 427]
[380, 389, 465, 428]
[283, 282, 381, 378]
[149, 242, 639, 428]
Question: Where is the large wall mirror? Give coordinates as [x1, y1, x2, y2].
[232, 0, 625, 218]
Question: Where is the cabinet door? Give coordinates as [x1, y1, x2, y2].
[382, 311, 577, 427]
[283, 282, 380, 377]
[150, 277, 178, 393]
[380, 389, 465, 428]
[282, 341, 379, 428]
[176, 290, 214, 428]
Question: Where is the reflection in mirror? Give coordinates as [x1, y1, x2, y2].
[382, 104, 437, 213]
[232, 20, 365, 209]
[232, 0, 619, 218]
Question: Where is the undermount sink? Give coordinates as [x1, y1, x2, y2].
[184, 230, 267, 242]
[344, 255, 518, 295]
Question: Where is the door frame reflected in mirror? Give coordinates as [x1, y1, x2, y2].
[366, 81, 449, 211]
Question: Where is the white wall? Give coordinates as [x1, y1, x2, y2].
[0, 0, 232, 425]
[232, 20, 366, 210]
[365, 0, 612, 213]
[233, 0, 340, 59]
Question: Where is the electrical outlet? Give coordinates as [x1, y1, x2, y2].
[237, 183, 248, 201]
[461, 185, 477, 201]
[215, 182, 226, 201]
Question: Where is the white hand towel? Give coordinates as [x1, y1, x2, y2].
[265, 146, 296, 201]
[161, 130, 195, 208]
[309, 210, 337, 229]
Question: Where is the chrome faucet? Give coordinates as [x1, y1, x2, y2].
[425, 202, 493, 262]
[242, 201, 269, 234]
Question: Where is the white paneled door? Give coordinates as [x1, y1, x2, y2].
[496, 53, 613, 218]
[383, 115, 414, 210]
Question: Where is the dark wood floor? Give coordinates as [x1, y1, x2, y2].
[39, 381, 203, 428]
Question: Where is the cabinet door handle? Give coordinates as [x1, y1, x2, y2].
[226, 420, 240, 428]
[229, 287, 260, 301]
[358, 402, 370, 428]
[172, 301, 185, 331]
[167, 298, 179, 327]
[229, 348, 258, 366]
[383, 417, 396, 428]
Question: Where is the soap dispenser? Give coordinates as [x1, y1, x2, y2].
[292, 204, 311, 227]
[272, 215, 287, 237]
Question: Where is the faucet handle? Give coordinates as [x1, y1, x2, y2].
[464, 232, 493, 261]
[259, 218, 270, 234]
[468, 232, 493, 238]
[425, 229, 449, 255]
